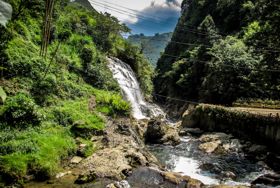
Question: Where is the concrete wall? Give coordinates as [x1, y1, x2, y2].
[182, 104, 280, 153]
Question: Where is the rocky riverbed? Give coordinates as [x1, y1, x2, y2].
[24, 117, 280, 188]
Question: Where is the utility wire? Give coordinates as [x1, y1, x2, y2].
[90, 0, 280, 52]
[161, 53, 280, 73]
[116, 83, 279, 104]
[91, 0, 163, 21]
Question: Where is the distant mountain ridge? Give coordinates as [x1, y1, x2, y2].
[74, 0, 94, 10]
[128, 33, 172, 67]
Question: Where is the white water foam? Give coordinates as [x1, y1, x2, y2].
[107, 57, 165, 119]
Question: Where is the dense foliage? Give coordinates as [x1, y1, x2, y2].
[0, 0, 150, 185]
[128, 33, 172, 67]
[155, 0, 280, 105]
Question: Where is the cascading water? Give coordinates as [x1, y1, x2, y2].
[107, 57, 275, 187]
[107, 57, 165, 119]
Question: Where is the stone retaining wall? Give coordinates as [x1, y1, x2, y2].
[182, 104, 280, 153]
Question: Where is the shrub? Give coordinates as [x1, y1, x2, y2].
[31, 74, 59, 105]
[0, 93, 42, 128]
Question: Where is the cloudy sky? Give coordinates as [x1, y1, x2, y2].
[88, 0, 183, 36]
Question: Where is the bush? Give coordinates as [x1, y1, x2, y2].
[94, 90, 131, 116]
[0, 93, 42, 128]
[31, 74, 59, 105]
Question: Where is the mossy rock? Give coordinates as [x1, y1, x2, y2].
[71, 120, 104, 138]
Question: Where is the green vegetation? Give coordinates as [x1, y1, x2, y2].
[155, 0, 280, 105]
[128, 33, 172, 67]
[0, 0, 150, 185]
[0, 124, 76, 184]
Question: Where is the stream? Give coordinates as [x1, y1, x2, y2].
[107, 57, 276, 187]
[148, 136, 272, 186]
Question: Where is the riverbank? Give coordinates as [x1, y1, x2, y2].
[182, 104, 280, 153]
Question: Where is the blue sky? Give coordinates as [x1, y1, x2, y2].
[89, 0, 183, 36]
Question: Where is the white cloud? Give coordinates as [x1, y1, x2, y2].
[89, 0, 183, 24]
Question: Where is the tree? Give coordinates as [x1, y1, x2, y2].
[200, 36, 261, 104]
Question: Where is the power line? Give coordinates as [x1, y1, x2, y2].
[91, 0, 163, 21]
[89, 1, 280, 52]
[160, 53, 280, 73]
[117, 83, 200, 104]
[115, 83, 279, 105]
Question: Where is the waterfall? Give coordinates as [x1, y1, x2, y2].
[107, 57, 165, 119]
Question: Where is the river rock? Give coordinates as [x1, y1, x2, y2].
[70, 156, 83, 164]
[179, 128, 204, 136]
[106, 180, 131, 188]
[199, 140, 221, 153]
[251, 173, 280, 187]
[127, 167, 204, 188]
[145, 118, 180, 145]
[221, 171, 236, 179]
[199, 133, 232, 143]
[248, 144, 267, 154]
[199, 163, 221, 174]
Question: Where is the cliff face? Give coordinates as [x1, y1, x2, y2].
[154, 0, 280, 105]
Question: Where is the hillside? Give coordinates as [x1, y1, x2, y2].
[0, 0, 153, 185]
[154, 0, 280, 105]
[128, 33, 172, 67]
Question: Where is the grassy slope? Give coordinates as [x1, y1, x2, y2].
[0, 1, 141, 185]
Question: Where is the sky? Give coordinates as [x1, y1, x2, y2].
[88, 0, 183, 36]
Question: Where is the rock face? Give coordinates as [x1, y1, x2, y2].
[144, 118, 180, 145]
[181, 104, 280, 154]
[75, 119, 159, 183]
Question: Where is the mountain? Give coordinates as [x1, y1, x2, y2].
[0, 0, 153, 184]
[128, 32, 172, 67]
[74, 0, 94, 10]
[154, 0, 280, 105]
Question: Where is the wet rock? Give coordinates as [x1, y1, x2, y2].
[70, 156, 83, 164]
[106, 180, 131, 188]
[211, 186, 248, 188]
[248, 144, 267, 154]
[75, 172, 97, 184]
[199, 133, 232, 143]
[55, 171, 72, 179]
[127, 167, 204, 188]
[145, 118, 180, 145]
[162, 172, 204, 187]
[145, 119, 166, 143]
[199, 140, 221, 153]
[221, 171, 236, 180]
[179, 128, 204, 137]
[199, 163, 221, 174]
[251, 173, 280, 187]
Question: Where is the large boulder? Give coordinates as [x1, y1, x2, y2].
[198, 133, 241, 154]
[127, 167, 204, 188]
[144, 118, 180, 145]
